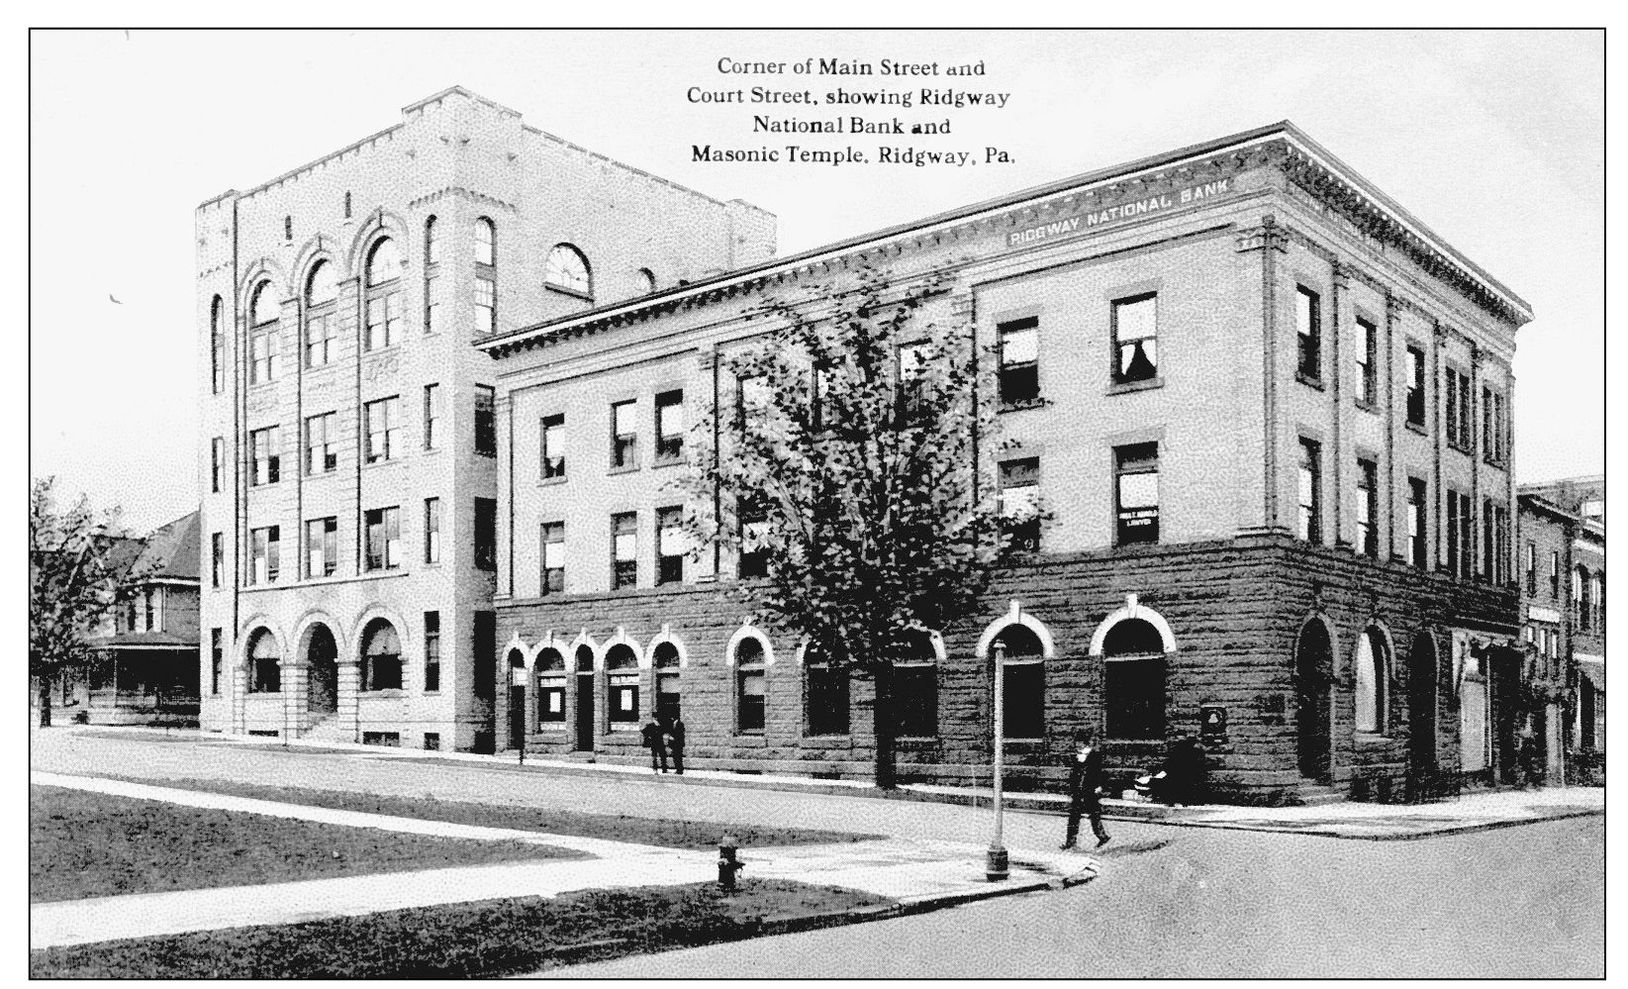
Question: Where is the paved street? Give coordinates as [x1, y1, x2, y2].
[31, 729, 1605, 978]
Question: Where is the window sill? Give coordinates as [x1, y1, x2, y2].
[607, 464, 641, 476]
[998, 397, 1046, 413]
[245, 692, 285, 698]
[303, 361, 339, 376]
[1405, 420, 1429, 437]
[361, 343, 403, 360]
[545, 284, 595, 303]
[804, 732, 853, 741]
[359, 689, 406, 698]
[734, 729, 767, 737]
[1353, 730, 1392, 746]
[1002, 737, 1047, 747]
[1295, 372, 1325, 391]
[539, 475, 569, 487]
[652, 458, 687, 471]
[1106, 375, 1163, 396]
[1484, 457, 1508, 470]
[1447, 441, 1472, 457]
[304, 468, 342, 480]
[1354, 400, 1379, 415]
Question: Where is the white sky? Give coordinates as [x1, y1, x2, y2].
[27, 28, 1604, 532]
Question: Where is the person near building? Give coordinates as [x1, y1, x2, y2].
[1062, 729, 1111, 850]
[641, 713, 669, 774]
[667, 714, 686, 775]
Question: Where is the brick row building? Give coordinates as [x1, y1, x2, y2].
[200, 91, 1542, 803]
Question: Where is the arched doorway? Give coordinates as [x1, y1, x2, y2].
[1294, 619, 1334, 783]
[574, 645, 596, 752]
[305, 624, 338, 716]
[1407, 631, 1438, 787]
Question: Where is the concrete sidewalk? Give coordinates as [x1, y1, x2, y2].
[58, 725, 1607, 840]
[32, 771, 1097, 950]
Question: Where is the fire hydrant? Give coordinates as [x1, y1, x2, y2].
[717, 834, 746, 892]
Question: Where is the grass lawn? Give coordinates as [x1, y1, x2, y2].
[103, 775, 882, 849]
[29, 879, 894, 978]
[30, 785, 582, 903]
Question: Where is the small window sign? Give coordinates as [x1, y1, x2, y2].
[1200, 705, 1227, 744]
[549, 694, 562, 713]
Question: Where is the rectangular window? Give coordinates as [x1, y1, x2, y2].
[364, 397, 400, 464]
[210, 628, 222, 696]
[737, 665, 766, 732]
[305, 516, 337, 578]
[997, 317, 1040, 406]
[736, 375, 770, 434]
[1355, 458, 1378, 558]
[1297, 438, 1322, 542]
[609, 669, 640, 724]
[210, 437, 225, 494]
[896, 341, 931, 423]
[612, 400, 638, 468]
[365, 292, 402, 351]
[1526, 542, 1537, 594]
[541, 414, 565, 479]
[249, 327, 280, 384]
[474, 276, 496, 335]
[425, 274, 442, 335]
[1114, 442, 1160, 546]
[1482, 499, 1495, 582]
[655, 390, 685, 462]
[612, 511, 638, 589]
[212, 326, 226, 395]
[999, 457, 1041, 553]
[1482, 388, 1508, 465]
[424, 611, 441, 692]
[1455, 491, 1474, 579]
[1112, 293, 1158, 384]
[304, 412, 337, 475]
[738, 495, 769, 579]
[1355, 316, 1377, 406]
[657, 506, 686, 585]
[211, 532, 223, 589]
[305, 312, 335, 368]
[1296, 286, 1321, 381]
[1105, 656, 1167, 740]
[1408, 478, 1428, 570]
[144, 588, 157, 631]
[892, 663, 938, 737]
[475, 385, 496, 457]
[1002, 658, 1045, 740]
[424, 497, 441, 564]
[1551, 551, 1561, 598]
[540, 521, 565, 593]
[364, 507, 401, 571]
[474, 497, 497, 571]
[1445, 367, 1474, 451]
[805, 663, 850, 735]
[250, 426, 280, 486]
[249, 525, 280, 585]
[423, 384, 442, 451]
[1447, 490, 1461, 577]
[1406, 345, 1427, 426]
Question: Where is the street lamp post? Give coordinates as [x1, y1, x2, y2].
[986, 639, 1009, 881]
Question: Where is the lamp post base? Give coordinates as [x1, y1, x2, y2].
[985, 844, 1009, 882]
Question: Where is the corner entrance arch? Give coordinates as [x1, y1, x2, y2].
[1294, 619, 1334, 783]
[574, 645, 596, 752]
[304, 624, 338, 716]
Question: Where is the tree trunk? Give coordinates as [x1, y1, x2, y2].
[37, 676, 53, 728]
[873, 662, 897, 790]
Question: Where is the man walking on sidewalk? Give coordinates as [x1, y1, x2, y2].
[1062, 728, 1110, 850]
[641, 713, 669, 774]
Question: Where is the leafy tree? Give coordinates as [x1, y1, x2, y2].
[28, 477, 141, 727]
[679, 263, 1036, 788]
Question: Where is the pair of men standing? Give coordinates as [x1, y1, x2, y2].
[640, 712, 686, 774]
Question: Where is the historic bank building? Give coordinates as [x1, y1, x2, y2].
[202, 91, 1532, 804]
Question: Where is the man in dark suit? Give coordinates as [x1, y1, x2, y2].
[1062, 728, 1111, 849]
[667, 714, 686, 775]
[641, 713, 668, 773]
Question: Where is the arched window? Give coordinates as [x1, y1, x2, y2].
[804, 643, 849, 736]
[1102, 618, 1167, 740]
[990, 625, 1045, 740]
[1354, 627, 1388, 734]
[735, 636, 768, 732]
[248, 628, 281, 693]
[653, 642, 681, 722]
[473, 218, 496, 335]
[892, 629, 939, 738]
[361, 618, 403, 691]
[536, 648, 566, 726]
[544, 244, 591, 298]
[424, 216, 442, 334]
[209, 295, 225, 395]
[605, 644, 640, 725]
[365, 238, 402, 351]
[248, 281, 280, 384]
[637, 268, 657, 295]
[303, 260, 338, 368]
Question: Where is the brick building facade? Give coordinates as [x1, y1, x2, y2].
[196, 88, 774, 751]
[479, 122, 1532, 804]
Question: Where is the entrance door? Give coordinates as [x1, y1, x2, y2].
[307, 625, 338, 716]
[575, 674, 595, 751]
[509, 684, 526, 750]
[1295, 621, 1333, 783]
[1407, 632, 1438, 787]
[1491, 652, 1521, 785]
